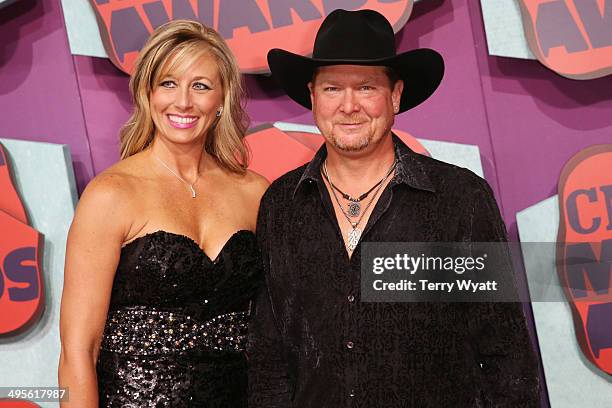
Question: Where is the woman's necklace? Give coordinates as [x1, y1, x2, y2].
[322, 159, 397, 251]
[153, 154, 201, 198]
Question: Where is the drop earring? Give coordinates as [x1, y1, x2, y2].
[216, 107, 223, 117]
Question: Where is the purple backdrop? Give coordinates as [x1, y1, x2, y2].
[2, 0, 610, 238]
[1, 1, 611, 402]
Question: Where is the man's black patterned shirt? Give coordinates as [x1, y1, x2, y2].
[248, 135, 541, 408]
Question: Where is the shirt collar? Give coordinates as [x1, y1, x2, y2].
[292, 133, 435, 199]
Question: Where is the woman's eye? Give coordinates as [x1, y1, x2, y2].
[193, 82, 210, 91]
[160, 80, 176, 88]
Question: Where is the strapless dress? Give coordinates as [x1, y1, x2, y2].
[96, 230, 262, 407]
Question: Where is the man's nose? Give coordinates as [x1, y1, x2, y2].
[339, 89, 360, 113]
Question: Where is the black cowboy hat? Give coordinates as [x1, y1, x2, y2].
[267, 9, 444, 113]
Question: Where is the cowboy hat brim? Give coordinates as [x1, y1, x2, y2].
[267, 48, 444, 113]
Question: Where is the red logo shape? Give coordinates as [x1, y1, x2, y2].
[0, 401, 40, 407]
[0, 143, 44, 336]
[0, 400, 40, 408]
[0, 144, 27, 224]
[89, 0, 414, 74]
[518, 0, 612, 79]
[245, 123, 428, 182]
[557, 144, 612, 375]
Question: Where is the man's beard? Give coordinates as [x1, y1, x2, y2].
[328, 116, 371, 152]
[330, 133, 371, 152]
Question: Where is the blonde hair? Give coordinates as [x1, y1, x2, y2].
[120, 20, 250, 173]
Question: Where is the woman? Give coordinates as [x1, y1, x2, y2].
[58, 20, 268, 406]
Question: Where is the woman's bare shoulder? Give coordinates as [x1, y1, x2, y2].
[211, 160, 269, 196]
[76, 155, 149, 225]
[222, 168, 269, 204]
[242, 169, 270, 197]
[83, 166, 134, 202]
[85, 153, 151, 196]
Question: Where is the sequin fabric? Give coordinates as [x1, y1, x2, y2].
[101, 308, 248, 355]
[97, 230, 262, 407]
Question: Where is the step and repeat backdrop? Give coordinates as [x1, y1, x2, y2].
[1, 0, 611, 406]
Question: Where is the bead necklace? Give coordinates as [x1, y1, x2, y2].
[322, 159, 397, 251]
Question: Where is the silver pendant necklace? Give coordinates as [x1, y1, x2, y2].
[322, 161, 396, 218]
[323, 159, 396, 251]
[153, 154, 201, 198]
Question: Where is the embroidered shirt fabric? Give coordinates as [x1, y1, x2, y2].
[248, 135, 541, 408]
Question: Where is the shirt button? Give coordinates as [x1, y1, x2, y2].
[349, 390, 356, 397]
[347, 295, 355, 303]
[346, 341, 354, 349]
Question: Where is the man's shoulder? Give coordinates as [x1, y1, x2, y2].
[416, 153, 491, 196]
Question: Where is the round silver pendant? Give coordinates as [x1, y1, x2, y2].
[348, 201, 361, 217]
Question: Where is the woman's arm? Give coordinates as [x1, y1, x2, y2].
[58, 175, 131, 407]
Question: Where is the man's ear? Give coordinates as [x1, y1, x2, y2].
[392, 80, 404, 111]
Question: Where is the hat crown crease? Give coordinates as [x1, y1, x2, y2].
[312, 10, 396, 61]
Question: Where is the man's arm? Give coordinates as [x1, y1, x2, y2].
[466, 178, 541, 407]
[248, 194, 292, 407]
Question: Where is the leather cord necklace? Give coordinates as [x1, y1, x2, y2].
[321, 158, 397, 217]
[322, 159, 397, 251]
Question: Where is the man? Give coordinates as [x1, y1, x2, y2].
[248, 9, 541, 407]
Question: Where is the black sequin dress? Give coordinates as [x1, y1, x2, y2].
[97, 230, 261, 407]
